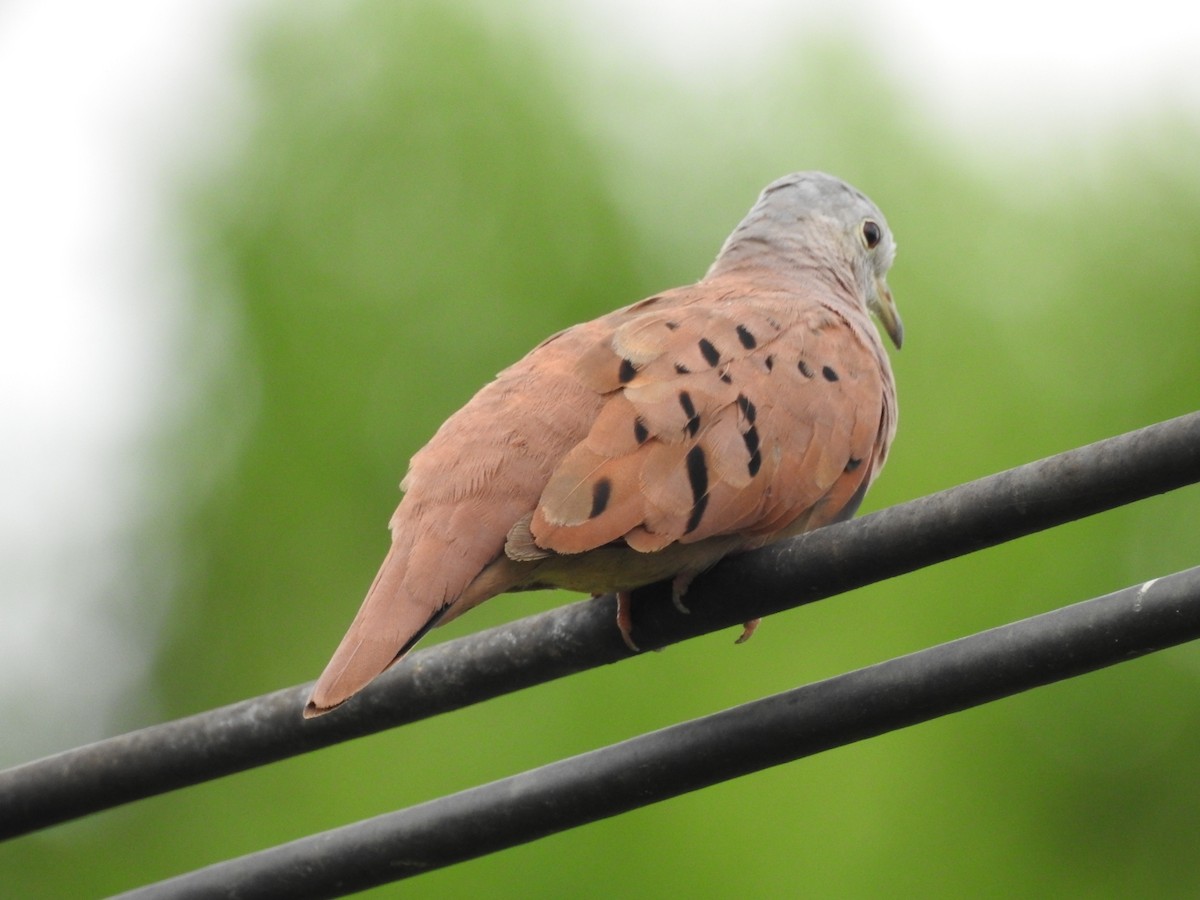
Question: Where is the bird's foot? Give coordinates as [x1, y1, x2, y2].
[615, 591, 640, 652]
[735, 618, 760, 644]
[671, 572, 695, 614]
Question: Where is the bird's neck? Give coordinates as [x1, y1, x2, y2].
[705, 232, 858, 302]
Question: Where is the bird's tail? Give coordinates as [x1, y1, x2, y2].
[303, 541, 444, 718]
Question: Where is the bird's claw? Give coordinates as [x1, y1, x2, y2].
[615, 591, 640, 652]
[671, 572, 694, 614]
[735, 618, 760, 644]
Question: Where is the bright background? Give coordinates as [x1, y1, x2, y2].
[2, 1, 1200, 896]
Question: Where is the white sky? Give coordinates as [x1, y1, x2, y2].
[567, 0, 1200, 130]
[1, 0, 1197, 760]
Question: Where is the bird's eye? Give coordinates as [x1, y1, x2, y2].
[861, 219, 882, 249]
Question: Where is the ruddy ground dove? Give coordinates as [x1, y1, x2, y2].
[304, 172, 902, 718]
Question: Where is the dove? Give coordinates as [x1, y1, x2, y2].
[304, 171, 902, 718]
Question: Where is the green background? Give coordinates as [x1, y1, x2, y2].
[5, 2, 1200, 896]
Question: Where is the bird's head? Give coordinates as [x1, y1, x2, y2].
[712, 171, 904, 349]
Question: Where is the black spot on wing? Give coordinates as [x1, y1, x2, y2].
[798, 359, 814, 378]
[684, 446, 709, 533]
[618, 359, 637, 383]
[822, 365, 839, 382]
[765, 355, 774, 371]
[633, 418, 649, 445]
[674, 363, 691, 375]
[845, 456, 863, 472]
[736, 393, 757, 423]
[736, 325, 756, 349]
[719, 372, 733, 384]
[678, 391, 700, 437]
[742, 426, 762, 477]
[589, 478, 612, 518]
[698, 338, 721, 367]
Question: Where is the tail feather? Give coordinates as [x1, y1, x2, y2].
[303, 542, 444, 718]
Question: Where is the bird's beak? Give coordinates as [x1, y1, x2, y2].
[871, 276, 904, 349]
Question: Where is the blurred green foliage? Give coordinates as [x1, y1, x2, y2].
[5, 2, 1200, 897]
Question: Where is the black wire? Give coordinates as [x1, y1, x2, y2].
[1, 411, 1198, 841]
[114, 565, 1200, 899]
